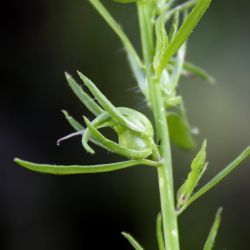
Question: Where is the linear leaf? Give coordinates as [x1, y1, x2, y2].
[136, 0, 155, 65]
[177, 140, 207, 208]
[14, 158, 157, 175]
[156, 213, 165, 250]
[126, 51, 148, 99]
[177, 146, 250, 215]
[157, 0, 212, 76]
[183, 62, 215, 83]
[121, 232, 144, 250]
[170, 43, 186, 89]
[65, 72, 103, 116]
[169, 11, 180, 41]
[203, 208, 223, 250]
[89, 0, 142, 66]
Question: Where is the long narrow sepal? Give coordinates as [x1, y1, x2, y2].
[77, 71, 144, 133]
[62, 110, 83, 131]
[14, 158, 158, 175]
[65, 72, 103, 116]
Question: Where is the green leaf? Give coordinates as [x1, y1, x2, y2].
[177, 140, 207, 208]
[65, 72, 103, 116]
[126, 51, 149, 99]
[89, 0, 142, 66]
[177, 146, 250, 215]
[156, 0, 212, 76]
[169, 43, 187, 89]
[169, 11, 180, 41]
[167, 111, 195, 150]
[121, 232, 144, 250]
[136, 0, 156, 65]
[156, 213, 165, 250]
[203, 208, 223, 250]
[183, 62, 215, 84]
[14, 158, 158, 175]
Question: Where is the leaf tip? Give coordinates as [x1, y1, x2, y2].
[64, 71, 71, 80]
[14, 157, 20, 163]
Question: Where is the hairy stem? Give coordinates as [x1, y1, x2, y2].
[137, 2, 180, 249]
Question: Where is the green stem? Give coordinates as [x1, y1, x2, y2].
[137, 2, 180, 249]
[151, 84, 180, 250]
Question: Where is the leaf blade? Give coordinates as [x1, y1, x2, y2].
[14, 158, 157, 175]
[203, 208, 223, 250]
[89, 0, 142, 66]
[183, 62, 215, 84]
[177, 140, 207, 208]
[177, 146, 250, 215]
[121, 232, 144, 250]
[157, 0, 212, 76]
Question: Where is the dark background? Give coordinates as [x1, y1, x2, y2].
[1, 0, 250, 249]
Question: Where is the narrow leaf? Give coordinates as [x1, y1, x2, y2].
[177, 146, 250, 215]
[177, 140, 207, 208]
[157, 0, 212, 76]
[169, 43, 187, 89]
[136, 0, 155, 65]
[65, 72, 103, 116]
[183, 62, 215, 84]
[203, 208, 223, 250]
[14, 158, 157, 175]
[169, 11, 180, 41]
[121, 232, 144, 250]
[126, 51, 149, 99]
[89, 0, 142, 66]
[156, 213, 165, 250]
